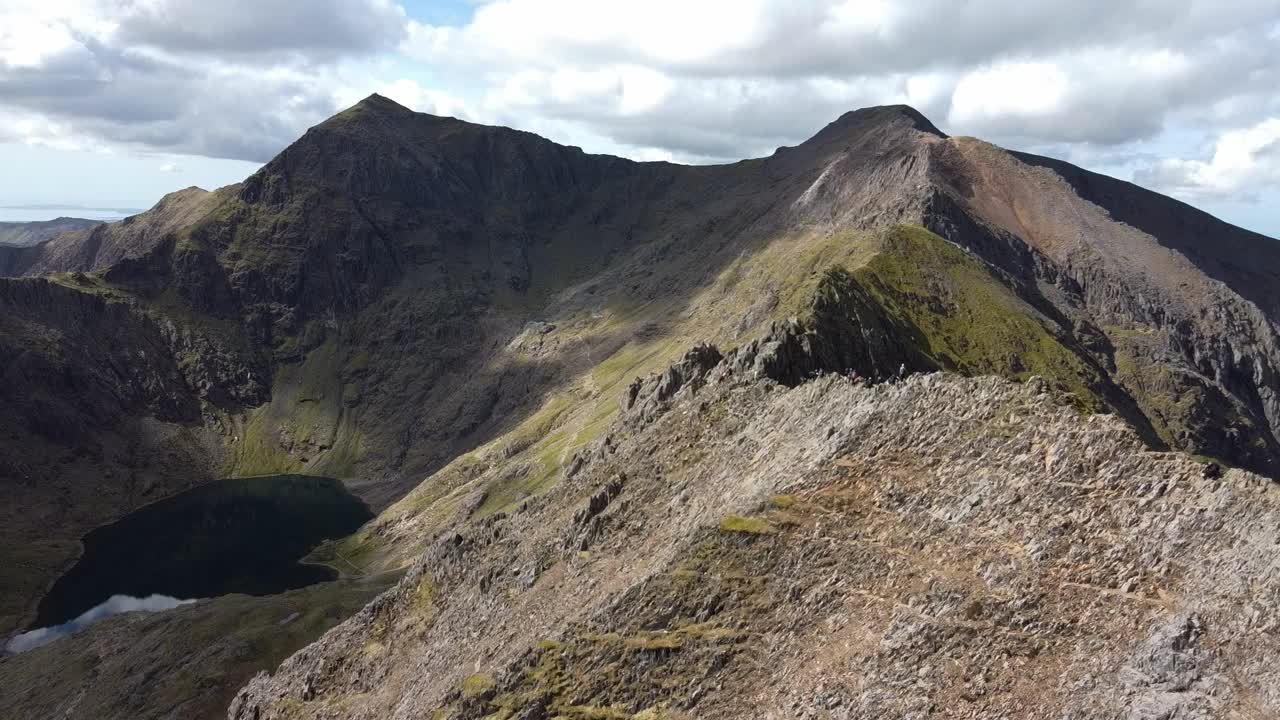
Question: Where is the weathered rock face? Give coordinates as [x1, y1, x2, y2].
[726, 271, 927, 388]
[620, 343, 724, 424]
[916, 137, 1280, 474]
[180, 95, 654, 345]
[227, 364, 1280, 719]
[0, 279, 201, 422]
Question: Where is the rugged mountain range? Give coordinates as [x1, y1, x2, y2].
[0, 216, 101, 249]
[0, 189, 214, 276]
[2, 95, 1279, 719]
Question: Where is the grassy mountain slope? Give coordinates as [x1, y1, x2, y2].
[328, 224, 1122, 574]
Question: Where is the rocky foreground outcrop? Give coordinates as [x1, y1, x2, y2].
[230, 353, 1280, 719]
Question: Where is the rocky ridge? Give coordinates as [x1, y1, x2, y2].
[230, 349, 1280, 718]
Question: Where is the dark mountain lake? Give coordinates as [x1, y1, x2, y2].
[33, 475, 372, 629]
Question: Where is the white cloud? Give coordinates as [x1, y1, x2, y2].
[489, 65, 673, 117]
[822, 0, 898, 36]
[951, 61, 1070, 125]
[420, 0, 762, 71]
[945, 48, 1196, 144]
[1136, 118, 1280, 200]
[0, 0, 113, 68]
[158, 161, 180, 172]
[0, 0, 405, 161]
[2, 0, 1280, 217]
[116, 0, 408, 57]
[403, 0, 1279, 81]
[389, 0, 1280, 169]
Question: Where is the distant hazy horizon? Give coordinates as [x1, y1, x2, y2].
[0, 207, 140, 223]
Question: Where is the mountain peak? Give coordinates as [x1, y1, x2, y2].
[319, 93, 417, 131]
[804, 104, 946, 148]
[353, 93, 411, 113]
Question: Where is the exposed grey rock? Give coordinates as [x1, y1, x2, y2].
[228, 368, 1280, 719]
[621, 342, 724, 424]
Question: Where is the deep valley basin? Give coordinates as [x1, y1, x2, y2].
[32, 475, 372, 629]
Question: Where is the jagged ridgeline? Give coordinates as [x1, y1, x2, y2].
[2, 95, 1280, 718]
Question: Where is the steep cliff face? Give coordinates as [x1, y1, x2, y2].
[917, 137, 1280, 473]
[177, 95, 653, 341]
[0, 277, 221, 634]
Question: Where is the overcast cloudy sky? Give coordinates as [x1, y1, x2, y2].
[2, 0, 1279, 235]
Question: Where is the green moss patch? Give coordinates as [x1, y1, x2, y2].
[461, 673, 496, 700]
[768, 495, 797, 509]
[718, 515, 777, 535]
